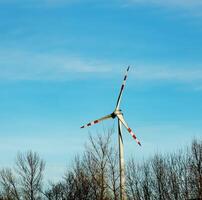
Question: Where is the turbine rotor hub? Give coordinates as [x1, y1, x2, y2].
[112, 109, 122, 118]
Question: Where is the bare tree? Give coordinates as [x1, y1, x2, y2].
[1, 136, 200, 200]
[44, 132, 117, 200]
[107, 149, 119, 200]
[0, 168, 20, 200]
[16, 151, 45, 200]
[83, 133, 112, 200]
[151, 154, 170, 200]
[65, 157, 92, 200]
[189, 139, 202, 199]
[43, 182, 66, 200]
[141, 161, 152, 200]
[166, 154, 181, 200]
[126, 159, 142, 200]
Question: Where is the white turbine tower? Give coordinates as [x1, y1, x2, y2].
[81, 66, 141, 200]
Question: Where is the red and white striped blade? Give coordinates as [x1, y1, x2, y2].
[115, 66, 130, 110]
[117, 114, 141, 146]
[80, 114, 112, 129]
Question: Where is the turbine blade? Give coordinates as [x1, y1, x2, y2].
[117, 114, 141, 146]
[115, 66, 130, 110]
[80, 114, 112, 129]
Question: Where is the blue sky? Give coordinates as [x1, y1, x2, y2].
[0, 0, 202, 182]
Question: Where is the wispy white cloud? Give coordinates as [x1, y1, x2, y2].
[133, 65, 202, 82]
[1, 0, 202, 10]
[194, 85, 202, 91]
[0, 49, 202, 85]
[124, 0, 202, 8]
[0, 49, 111, 80]
[0, 0, 90, 7]
[123, 0, 202, 17]
[0, 0, 71, 4]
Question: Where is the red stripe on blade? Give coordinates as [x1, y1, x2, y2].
[81, 126, 84, 128]
[132, 135, 137, 139]
[94, 120, 99, 124]
[87, 123, 91, 126]
[128, 128, 132, 133]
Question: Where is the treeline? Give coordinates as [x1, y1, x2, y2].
[0, 132, 201, 200]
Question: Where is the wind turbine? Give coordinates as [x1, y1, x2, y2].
[80, 66, 141, 200]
